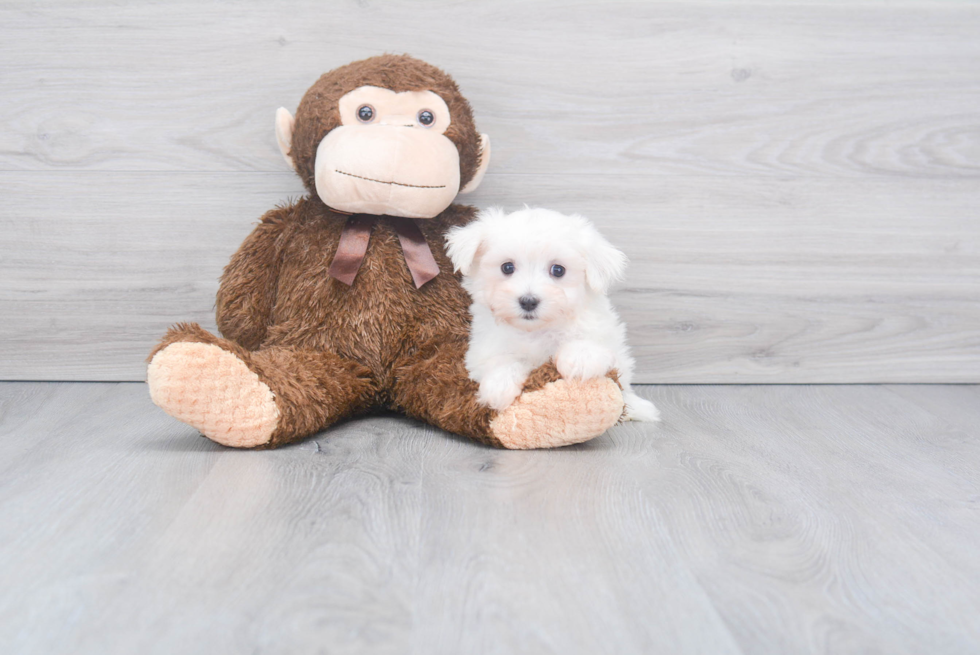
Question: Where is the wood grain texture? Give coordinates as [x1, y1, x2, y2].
[620, 384, 980, 653]
[1, 0, 978, 382]
[1, 381, 978, 653]
[3, 1, 979, 178]
[2, 172, 977, 381]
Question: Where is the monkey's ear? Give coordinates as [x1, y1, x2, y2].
[459, 134, 491, 194]
[445, 219, 488, 276]
[275, 107, 296, 171]
[583, 225, 629, 293]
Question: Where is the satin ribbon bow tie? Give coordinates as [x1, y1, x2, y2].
[328, 215, 441, 289]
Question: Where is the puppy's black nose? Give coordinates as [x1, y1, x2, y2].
[519, 295, 540, 312]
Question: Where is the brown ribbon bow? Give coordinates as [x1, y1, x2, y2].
[328, 215, 441, 289]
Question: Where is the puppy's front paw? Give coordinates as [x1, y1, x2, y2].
[555, 341, 617, 380]
[477, 367, 526, 411]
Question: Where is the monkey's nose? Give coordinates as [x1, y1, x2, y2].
[519, 295, 540, 312]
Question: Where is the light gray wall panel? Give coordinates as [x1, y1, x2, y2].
[3, 172, 976, 382]
[1, 0, 978, 381]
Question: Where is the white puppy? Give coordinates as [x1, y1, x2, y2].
[446, 207, 660, 422]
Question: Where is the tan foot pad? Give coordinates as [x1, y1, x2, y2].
[490, 377, 624, 449]
[147, 342, 279, 448]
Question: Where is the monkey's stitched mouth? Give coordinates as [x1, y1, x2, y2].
[335, 170, 446, 189]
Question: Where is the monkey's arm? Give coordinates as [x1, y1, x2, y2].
[215, 205, 292, 350]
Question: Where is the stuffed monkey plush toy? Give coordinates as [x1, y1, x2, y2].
[146, 55, 625, 449]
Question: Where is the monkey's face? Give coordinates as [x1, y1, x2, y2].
[313, 86, 460, 219]
[277, 63, 491, 221]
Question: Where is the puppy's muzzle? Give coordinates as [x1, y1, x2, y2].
[519, 295, 540, 312]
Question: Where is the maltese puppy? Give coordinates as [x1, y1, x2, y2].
[445, 207, 660, 422]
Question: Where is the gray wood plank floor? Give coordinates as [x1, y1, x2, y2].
[1, 382, 977, 654]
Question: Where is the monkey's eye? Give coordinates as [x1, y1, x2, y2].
[417, 109, 435, 127]
[357, 105, 375, 123]
[501, 262, 515, 275]
[550, 264, 566, 278]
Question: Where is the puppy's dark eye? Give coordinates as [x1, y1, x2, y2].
[417, 109, 435, 126]
[550, 264, 566, 278]
[501, 262, 515, 275]
[357, 105, 374, 122]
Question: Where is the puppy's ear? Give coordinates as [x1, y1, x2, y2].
[446, 207, 506, 275]
[445, 222, 486, 276]
[583, 227, 629, 293]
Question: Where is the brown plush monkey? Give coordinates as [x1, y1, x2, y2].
[146, 55, 625, 449]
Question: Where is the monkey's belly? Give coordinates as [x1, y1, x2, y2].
[260, 225, 446, 378]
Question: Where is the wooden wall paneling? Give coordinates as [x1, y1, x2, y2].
[2, 172, 976, 381]
[1, 1, 978, 381]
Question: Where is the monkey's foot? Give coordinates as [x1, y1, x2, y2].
[147, 342, 279, 448]
[489, 377, 623, 449]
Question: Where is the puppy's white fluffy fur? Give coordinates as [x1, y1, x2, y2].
[446, 207, 660, 422]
